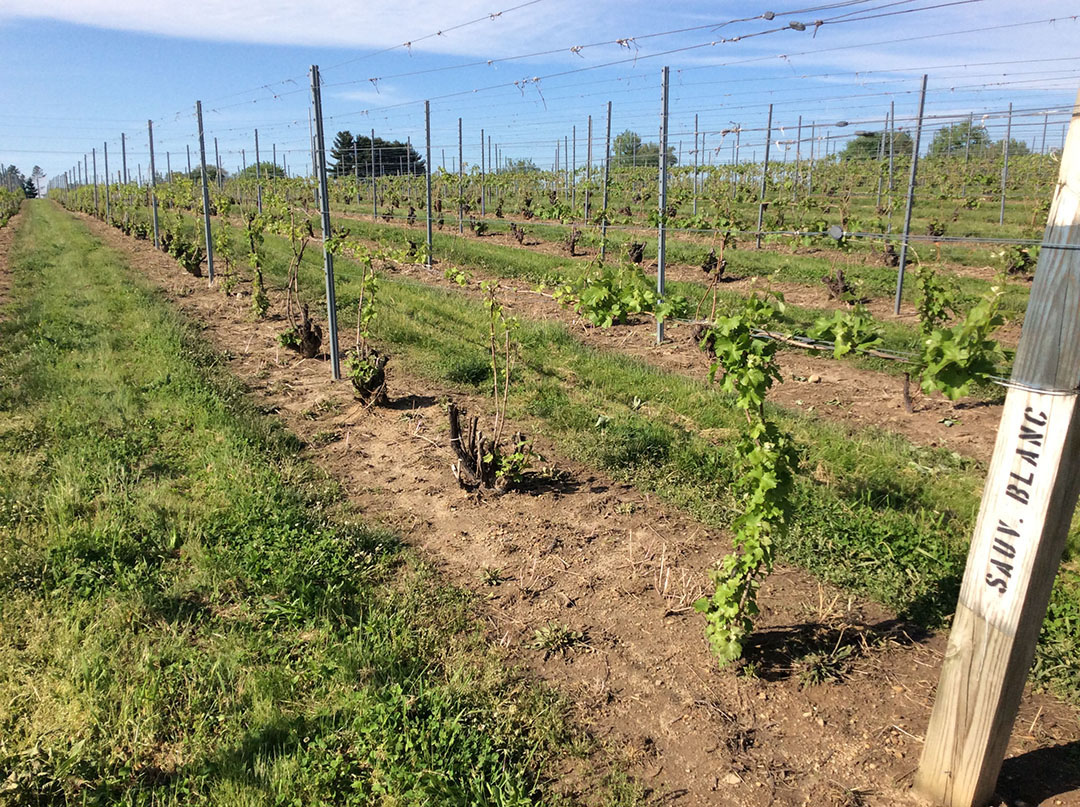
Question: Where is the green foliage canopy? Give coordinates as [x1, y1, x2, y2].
[331, 130, 425, 177]
[611, 130, 678, 167]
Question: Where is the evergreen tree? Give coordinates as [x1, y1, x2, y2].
[330, 130, 356, 176]
[331, 131, 425, 177]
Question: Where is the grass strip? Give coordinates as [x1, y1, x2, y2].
[0, 201, 605, 805]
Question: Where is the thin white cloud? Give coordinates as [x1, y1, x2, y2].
[0, 0, 593, 53]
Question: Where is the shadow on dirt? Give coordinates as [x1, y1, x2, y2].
[997, 740, 1080, 805]
[744, 618, 931, 684]
[387, 393, 438, 411]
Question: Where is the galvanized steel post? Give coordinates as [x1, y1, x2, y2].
[894, 74, 928, 315]
[756, 104, 773, 250]
[657, 67, 670, 344]
[148, 120, 160, 249]
[195, 101, 216, 283]
[600, 101, 612, 259]
[309, 65, 341, 380]
[425, 101, 434, 269]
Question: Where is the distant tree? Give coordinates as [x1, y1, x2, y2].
[1, 164, 26, 193]
[839, 130, 914, 160]
[185, 165, 229, 183]
[611, 130, 678, 167]
[330, 131, 425, 177]
[330, 131, 356, 175]
[998, 138, 1031, 157]
[31, 166, 45, 195]
[235, 161, 286, 180]
[21, 178, 37, 198]
[503, 158, 540, 173]
[928, 121, 991, 157]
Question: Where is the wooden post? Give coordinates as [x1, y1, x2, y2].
[915, 90, 1080, 807]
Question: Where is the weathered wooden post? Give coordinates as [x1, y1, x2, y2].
[915, 89, 1080, 807]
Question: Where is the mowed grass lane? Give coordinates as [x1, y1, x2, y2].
[0, 200, 602, 806]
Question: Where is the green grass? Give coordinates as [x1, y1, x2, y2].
[0, 201, 619, 805]
[322, 212, 1022, 387]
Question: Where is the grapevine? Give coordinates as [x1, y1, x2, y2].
[694, 293, 799, 666]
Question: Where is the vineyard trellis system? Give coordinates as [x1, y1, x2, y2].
[40, 22, 1080, 802]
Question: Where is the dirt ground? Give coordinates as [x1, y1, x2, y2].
[58, 209, 1080, 807]
[0, 206, 22, 311]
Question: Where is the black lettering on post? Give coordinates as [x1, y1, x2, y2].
[990, 557, 1014, 578]
[992, 537, 1017, 560]
[1023, 407, 1048, 427]
[1018, 424, 1044, 446]
[1009, 470, 1035, 487]
[1016, 447, 1040, 467]
[1005, 485, 1031, 505]
[985, 573, 1007, 593]
[996, 519, 1021, 538]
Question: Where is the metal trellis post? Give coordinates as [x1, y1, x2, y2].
[756, 104, 773, 250]
[148, 120, 160, 249]
[195, 101, 216, 283]
[92, 148, 98, 215]
[600, 100, 612, 260]
[1000, 102, 1012, 227]
[458, 117, 464, 234]
[103, 142, 110, 221]
[657, 67, 670, 344]
[425, 101, 434, 269]
[309, 65, 341, 380]
[894, 74, 928, 314]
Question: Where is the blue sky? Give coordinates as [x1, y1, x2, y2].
[2, 0, 1079, 185]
